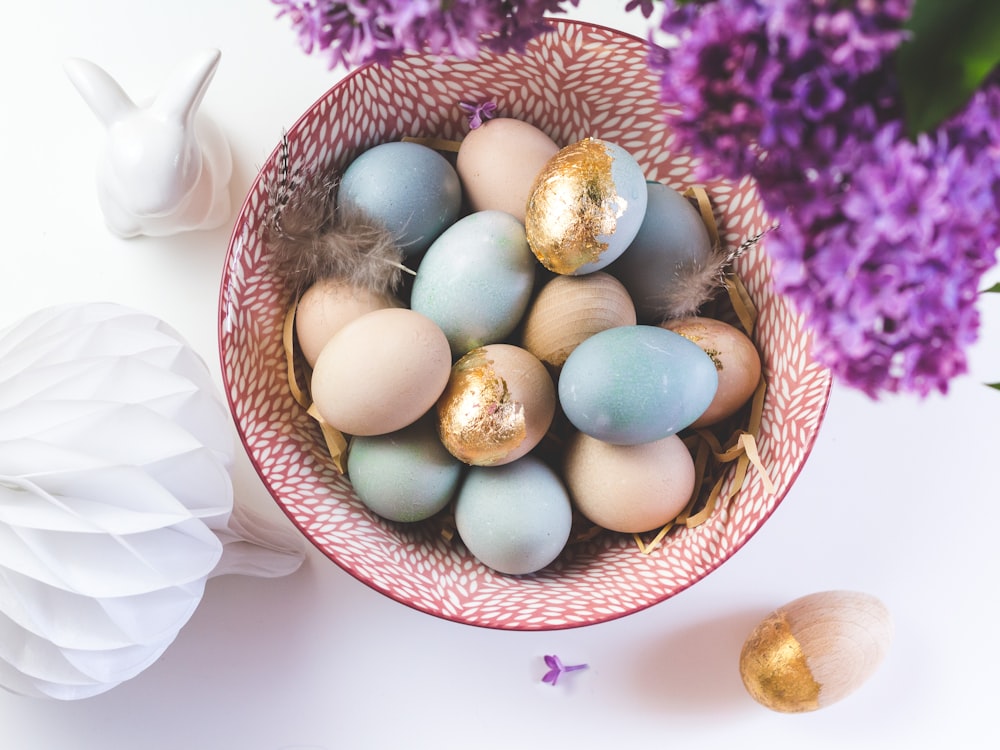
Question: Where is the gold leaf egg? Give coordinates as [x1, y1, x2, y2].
[521, 272, 636, 368]
[435, 344, 555, 467]
[739, 590, 893, 713]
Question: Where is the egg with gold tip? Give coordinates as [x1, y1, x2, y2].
[435, 344, 555, 466]
[525, 138, 648, 275]
[739, 590, 893, 713]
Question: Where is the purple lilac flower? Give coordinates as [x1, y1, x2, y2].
[650, 0, 1000, 397]
[459, 99, 498, 129]
[272, 0, 580, 70]
[541, 654, 588, 685]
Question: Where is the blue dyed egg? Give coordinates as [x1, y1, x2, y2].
[338, 141, 462, 258]
[606, 181, 713, 323]
[454, 455, 573, 576]
[558, 325, 718, 445]
[410, 210, 537, 356]
[525, 138, 648, 275]
[347, 416, 463, 523]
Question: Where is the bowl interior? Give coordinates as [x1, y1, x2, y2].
[219, 19, 832, 630]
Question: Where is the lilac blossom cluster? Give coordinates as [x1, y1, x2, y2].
[271, 0, 579, 69]
[650, 0, 1000, 397]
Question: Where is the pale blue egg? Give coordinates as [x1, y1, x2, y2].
[558, 325, 718, 445]
[347, 416, 463, 523]
[606, 181, 713, 322]
[454, 455, 572, 576]
[410, 210, 537, 356]
[338, 141, 462, 258]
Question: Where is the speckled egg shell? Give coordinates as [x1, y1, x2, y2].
[337, 141, 462, 258]
[520, 272, 636, 368]
[310, 307, 452, 436]
[410, 210, 537, 356]
[525, 138, 648, 276]
[346, 416, 464, 523]
[563, 431, 695, 533]
[456, 117, 560, 223]
[606, 181, 713, 323]
[454, 455, 573, 576]
[558, 325, 718, 445]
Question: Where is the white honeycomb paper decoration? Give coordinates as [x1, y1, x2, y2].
[0, 302, 303, 700]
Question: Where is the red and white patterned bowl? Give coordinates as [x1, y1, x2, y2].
[218, 19, 831, 630]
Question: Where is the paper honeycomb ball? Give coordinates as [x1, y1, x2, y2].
[0, 302, 302, 700]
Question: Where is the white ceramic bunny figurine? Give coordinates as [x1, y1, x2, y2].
[64, 48, 233, 238]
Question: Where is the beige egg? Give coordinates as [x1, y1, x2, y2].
[563, 431, 695, 533]
[521, 272, 637, 368]
[660, 316, 762, 428]
[295, 278, 399, 367]
[456, 117, 560, 222]
[435, 344, 555, 466]
[310, 308, 451, 436]
[739, 590, 893, 713]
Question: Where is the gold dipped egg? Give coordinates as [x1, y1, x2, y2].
[739, 590, 893, 713]
[525, 138, 647, 276]
[435, 344, 555, 467]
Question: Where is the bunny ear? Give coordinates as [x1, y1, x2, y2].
[150, 48, 222, 126]
[64, 57, 137, 128]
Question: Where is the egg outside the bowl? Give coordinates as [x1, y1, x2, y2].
[739, 590, 893, 713]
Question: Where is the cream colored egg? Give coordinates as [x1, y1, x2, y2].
[295, 278, 399, 367]
[563, 431, 695, 533]
[521, 272, 636, 368]
[435, 344, 555, 466]
[739, 590, 893, 713]
[310, 308, 451, 436]
[661, 316, 762, 428]
[456, 117, 560, 223]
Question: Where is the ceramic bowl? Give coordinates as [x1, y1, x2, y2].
[218, 19, 831, 630]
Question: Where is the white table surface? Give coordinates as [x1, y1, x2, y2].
[2, 2, 999, 748]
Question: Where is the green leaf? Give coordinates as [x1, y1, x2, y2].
[984, 282, 1000, 294]
[896, 0, 1000, 137]
[989, 382, 1000, 391]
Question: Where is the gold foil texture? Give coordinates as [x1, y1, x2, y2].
[525, 138, 622, 274]
[435, 348, 527, 466]
[738, 610, 822, 713]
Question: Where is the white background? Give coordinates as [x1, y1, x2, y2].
[1, 2, 999, 748]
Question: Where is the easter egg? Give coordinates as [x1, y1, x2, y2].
[338, 141, 462, 258]
[410, 210, 537, 356]
[454, 455, 573, 575]
[310, 307, 451, 436]
[525, 138, 648, 275]
[606, 181, 714, 323]
[295, 278, 399, 367]
[563, 431, 695, 533]
[520, 272, 636, 369]
[739, 591, 893, 713]
[435, 344, 555, 466]
[661, 316, 762, 428]
[456, 117, 560, 222]
[346, 416, 463, 523]
[557, 325, 718, 445]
